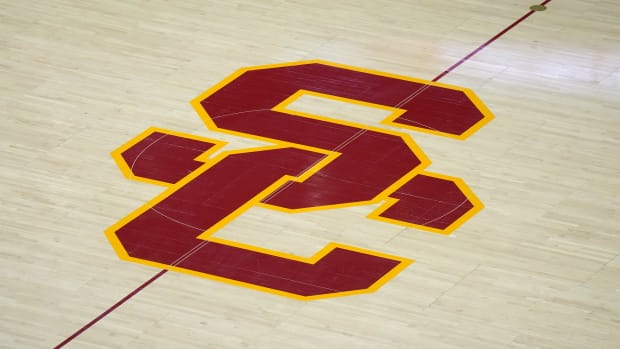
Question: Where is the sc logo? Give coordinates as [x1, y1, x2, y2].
[106, 61, 492, 300]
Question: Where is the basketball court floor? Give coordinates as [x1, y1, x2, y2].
[2, 0, 619, 348]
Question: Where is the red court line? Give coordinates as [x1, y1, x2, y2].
[433, 0, 552, 82]
[54, 1, 551, 347]
[54, 270, 167, 349]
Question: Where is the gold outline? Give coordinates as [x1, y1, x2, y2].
[111, 127, 228, 187]
[107, 128, 410, 299]
[189, 59, 493, 140]
[108, 60, 490, 300]
[380, 86, 494, 140]
[367, 171, 484, 235]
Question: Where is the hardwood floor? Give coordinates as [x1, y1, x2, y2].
[1, 0, 619, 348]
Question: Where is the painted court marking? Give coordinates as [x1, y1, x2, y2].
[54, 2, 552, 347]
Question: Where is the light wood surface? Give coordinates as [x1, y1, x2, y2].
[2, 0, 619, 348]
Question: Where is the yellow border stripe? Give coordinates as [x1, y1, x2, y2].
[107, 60, 491, 299]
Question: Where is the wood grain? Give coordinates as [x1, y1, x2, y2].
[1, 0, 619, 348]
